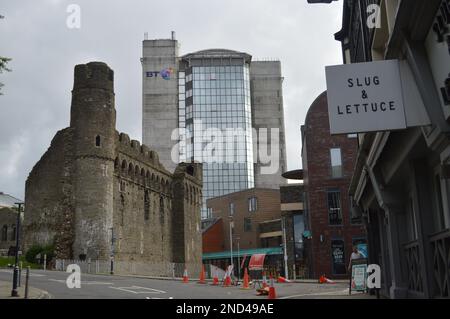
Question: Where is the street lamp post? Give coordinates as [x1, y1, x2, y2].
[282, 216, 289, 280]
[229, 218, 233, 278]
[236, 237, 240, 281]
[110, 227, 115, 275]
[11, 202, 23, 297]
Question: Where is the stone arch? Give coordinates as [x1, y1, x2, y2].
[135, 165, 140, 178]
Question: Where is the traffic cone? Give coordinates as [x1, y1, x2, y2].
[223, 273, 232, 287]
[182, 268, 189, 283]
[198, 264, 206, 284]
[211, 269, 219, 286]
[319, 274, 326, 284]
[324, 276, 335, 284]
[268, 277, 277, 299]
[262, 271, 268, 288]
[241, 268, 250, 289]
[277, 276, 290, 283]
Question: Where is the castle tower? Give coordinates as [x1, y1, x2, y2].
[70, 62, 116, 260]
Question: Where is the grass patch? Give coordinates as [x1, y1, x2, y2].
[0, 256, 41, 269]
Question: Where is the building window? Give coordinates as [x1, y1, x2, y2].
[144, 190, 150, 221]
[1, 225, 7, 242]
[331, 239, 346, 275]
[207, 207, 213, 218]
[10, 225, 16, 241]
[248, 197, 257, 212]
[119, 180, 126, 193]
[160, 196, 165, 224]
[95, 135, 101, 147]
[330, 148, 343, 178]
[244, 218, 252, 232]
[327, 190, 342, 225]
[229, 202, 235, 216]
[434, 174, 446, 231]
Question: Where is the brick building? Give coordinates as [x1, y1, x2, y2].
[301, 91, 366, 279]
[203, 188, 284, 274]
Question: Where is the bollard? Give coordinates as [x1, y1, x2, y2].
[18, 262, 22, 287]
[24, 267, 30, 299]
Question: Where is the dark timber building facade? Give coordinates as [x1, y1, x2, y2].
[335, 0, 450, 298]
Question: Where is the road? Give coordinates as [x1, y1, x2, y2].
[0, 268, 358, 299]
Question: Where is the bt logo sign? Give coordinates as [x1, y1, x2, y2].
[146, 67, 174, 80]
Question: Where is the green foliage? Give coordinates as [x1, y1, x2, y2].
[25, 245, 44, 264]
[0, 56, 12, 95]
[0, 256, 40, 269]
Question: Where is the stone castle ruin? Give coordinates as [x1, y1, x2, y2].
[23, 62, 202, 268]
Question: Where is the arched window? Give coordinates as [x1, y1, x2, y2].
[1, 225, 7, 242]
[10, 225, 16, 241]
[144, 190, 150, 221]
[159, 196, 165, 224]
[95, 135, 101, 147]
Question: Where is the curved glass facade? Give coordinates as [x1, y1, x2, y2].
[180, 62, 254, 217]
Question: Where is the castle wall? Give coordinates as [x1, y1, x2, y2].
[112, 135, 174, 263]
[23, 128, 74, 258]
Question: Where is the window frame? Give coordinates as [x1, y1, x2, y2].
[327, 189, 343, 226]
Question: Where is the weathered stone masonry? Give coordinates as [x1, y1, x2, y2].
[23, 62, 202, 266]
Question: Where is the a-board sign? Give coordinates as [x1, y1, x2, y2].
[350, 258, 369, 293]
[325, 60, 406, 135]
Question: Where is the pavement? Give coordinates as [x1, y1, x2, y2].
[0, 280, 51, 299]
[0, 268, 377, 299]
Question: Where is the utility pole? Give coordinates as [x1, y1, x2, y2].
[282, 216, 289, 280]
[229, 217, 234, 278]
[11, 202, 23, 297]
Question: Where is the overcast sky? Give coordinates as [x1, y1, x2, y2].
[0, 0, 343, 200]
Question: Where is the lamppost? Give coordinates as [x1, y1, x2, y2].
[282, 216, 289, 280]
[229, 217, 233, 278]
[236, 236, 241, 281]
[11, 202, 23, 297]
[110, 227, 115, 275]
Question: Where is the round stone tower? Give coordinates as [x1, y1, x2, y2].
[70, 62, 116, 260]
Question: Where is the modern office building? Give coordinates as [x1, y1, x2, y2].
[142, 35, 287, 218]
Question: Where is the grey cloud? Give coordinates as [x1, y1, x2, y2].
[0, 0, 343, 199]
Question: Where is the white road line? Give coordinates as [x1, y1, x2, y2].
[48, 279, 112, 285]
[109, 286, 167, 294]
[279, 288, 350, 299]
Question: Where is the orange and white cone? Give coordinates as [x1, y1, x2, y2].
[324, 276, 335, 284]
[277, 276, 290, 283]
[182, 268, 189, 283]
[211, 269, 219, 286]
[268, 277, 277, 299]
[223, 274, 232, 287]
[241, 268, 251, 289]
[198, 264, 206, 284]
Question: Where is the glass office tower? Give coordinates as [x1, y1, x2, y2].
[179, 50, 255, 217]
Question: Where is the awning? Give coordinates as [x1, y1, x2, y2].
[202, 247, 282, 261]
[248, 254, 266, 270]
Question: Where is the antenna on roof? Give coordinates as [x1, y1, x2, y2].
[144, 32, 148, 40]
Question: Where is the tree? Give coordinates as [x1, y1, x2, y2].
[0, 56, 12, 95]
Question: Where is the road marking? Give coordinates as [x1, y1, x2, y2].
[279, 288, 350, 299]
[48, 279, 113, 285]
[109, 286, 167, 294]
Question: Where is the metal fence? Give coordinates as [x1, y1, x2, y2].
[55, 259, 209, 279]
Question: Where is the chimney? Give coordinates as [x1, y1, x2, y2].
[171, 31, 176, 40]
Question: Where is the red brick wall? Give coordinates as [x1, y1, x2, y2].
[302, 91, 366, 279]
[202, 219, 225, 253]
[206, 189, 281, 250]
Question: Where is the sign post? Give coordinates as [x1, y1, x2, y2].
[349, 258, 368, 295]
[325, 60, 406, 135]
